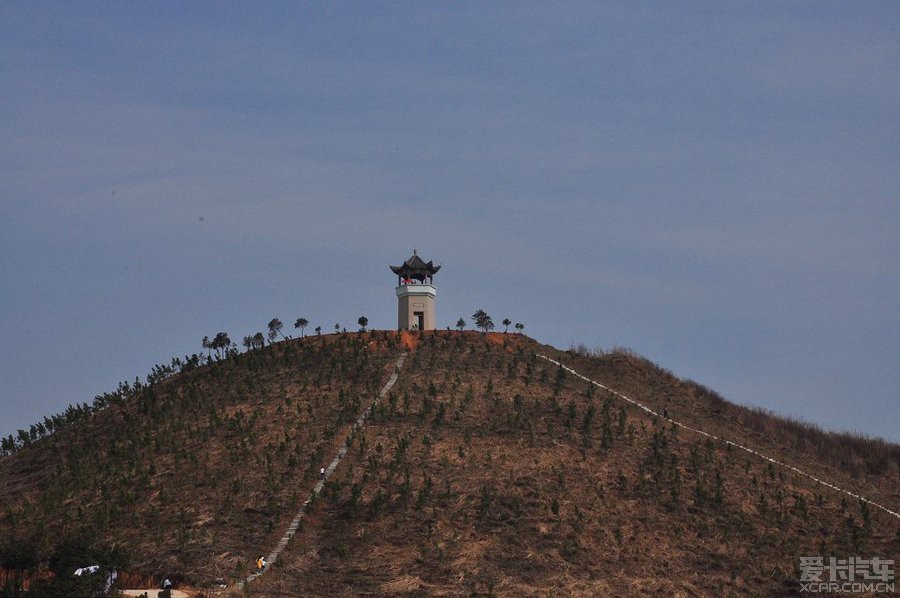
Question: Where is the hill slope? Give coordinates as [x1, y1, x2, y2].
[1, 331, 898, 596]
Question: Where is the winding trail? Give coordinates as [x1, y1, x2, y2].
[538, 353, 900, 521]
[236, 352, 408, 590]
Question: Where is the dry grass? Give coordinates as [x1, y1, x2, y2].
[0, 332, 400, 587]
[251, 332, 899, 596]
[2, 331, 897, 596]
[564, 345, 899, 504]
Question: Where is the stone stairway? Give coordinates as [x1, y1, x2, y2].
[236, 352, 408, 590]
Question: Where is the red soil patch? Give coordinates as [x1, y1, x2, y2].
[398, 331, 420, 351]
[484, 331, 528, 351]
[484, 332, 507, 346]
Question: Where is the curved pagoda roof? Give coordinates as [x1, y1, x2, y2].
[390, 251, 441, 279]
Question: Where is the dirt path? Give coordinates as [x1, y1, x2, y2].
[236, 352, 408, 590]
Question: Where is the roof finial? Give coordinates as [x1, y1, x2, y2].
[413, 248, 417, 255]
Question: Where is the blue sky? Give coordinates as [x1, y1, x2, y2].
[1, 2, 898, 441]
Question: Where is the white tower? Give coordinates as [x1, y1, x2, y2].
[390, 251, 440, 331]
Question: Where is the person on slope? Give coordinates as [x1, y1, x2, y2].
[257, 556, 267, 572]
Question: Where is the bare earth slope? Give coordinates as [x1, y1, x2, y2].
[1, 331, 898, 596]
[252, 332, 898, 596]
[0, 332, 399, 588]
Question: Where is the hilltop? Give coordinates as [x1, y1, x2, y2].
[1, 331, 898, 596]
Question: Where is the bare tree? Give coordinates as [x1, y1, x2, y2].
[268, 318, 285, 342]
[252, 332, 265, 349]
[472, 310, 494, 333]
[294, 317, 309, 337]
[212, 332, 231, 359]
